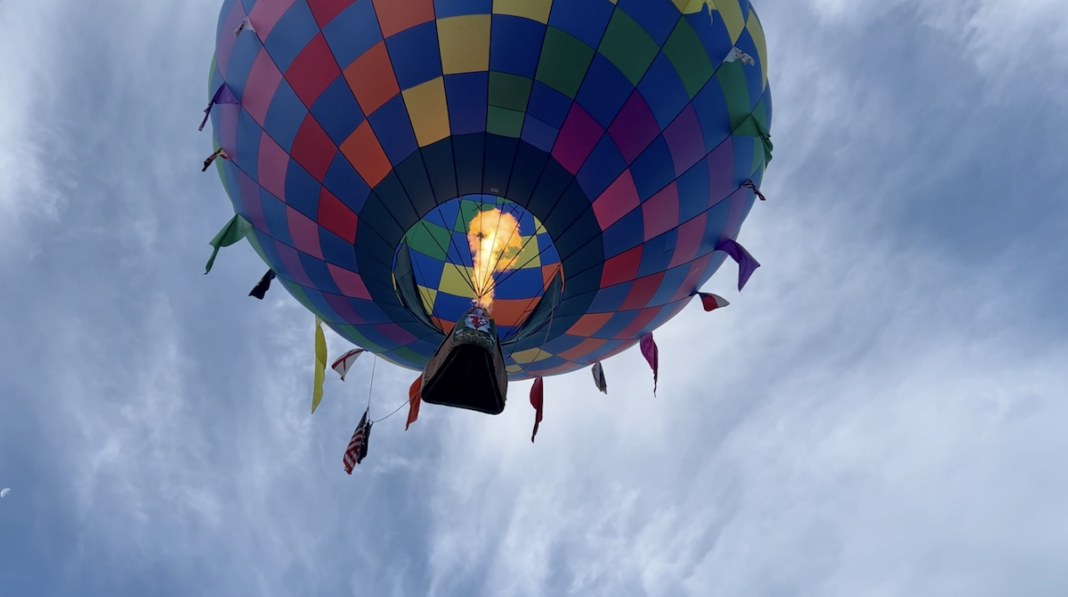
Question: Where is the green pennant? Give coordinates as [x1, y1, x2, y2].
[204, 214, 252, 274]
[734, 113, 774, 166]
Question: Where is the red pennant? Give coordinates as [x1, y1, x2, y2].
[639, 333, 659, 396]
[530, 377, 544, 443]
[698, 292, 730, 312]
[406, 375, 422, 431]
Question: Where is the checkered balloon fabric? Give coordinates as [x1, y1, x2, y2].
[208, 0, 772, 380]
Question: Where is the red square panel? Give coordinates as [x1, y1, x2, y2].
[601, 245, 642, 287]
[285, 34, 341, 107]
[318, 188, 358, 243]
[668, 215, 705, 268]
[291, 115, 337, 181]
[287, 207, 324, 259]
[328, 265, 372, 300]
[614, 307, 663, 340]
[593, 170, 640, 230]
[249, 0, 298, 40]
[642, 182, 680, 241]
[243, 49, 283, 126]
[619, 272, 665, 311]
[307, 0, 358, 27]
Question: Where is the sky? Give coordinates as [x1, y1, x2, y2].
[1, 0, 1067, 595]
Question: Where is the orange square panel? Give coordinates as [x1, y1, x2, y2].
[566, 313, 613, 337]
[344, 42, 400, 115]
[340, 121, 392, 187]
[372, 0, 435, 38]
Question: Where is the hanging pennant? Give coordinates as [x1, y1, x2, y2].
[696, 292, 730, 312]
[248, 269, 275, 299]
[716, 239, 760, 291]
[591, 362, 607, 394]
[733, 115, 773, 165]
[343, 409, 372, 474]
[743, 180, 767, 202]
[204, 214, 252, 274]
[639, 333, 659, 396]
[311, 317, 328, 414]
[199, 85, 239, 132]
[406, 375, 422, 431]
[330, 348, 365, 382]
[530, 377, 544, 443]
[201, 148, 230, 172]
[723, 47, 756, 66]
[233, 16, 254, 38]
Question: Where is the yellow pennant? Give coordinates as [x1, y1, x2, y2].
[312, 317, 328, 413]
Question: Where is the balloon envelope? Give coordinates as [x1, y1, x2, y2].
[0, 488, 10, 498]
[207, 0, 772, 379]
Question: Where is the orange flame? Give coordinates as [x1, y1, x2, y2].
[468, 208, 523, 312]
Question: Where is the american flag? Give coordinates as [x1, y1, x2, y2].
[343, 410, 372, 474]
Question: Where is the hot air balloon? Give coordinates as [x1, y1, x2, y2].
[204, 0, 772, 415]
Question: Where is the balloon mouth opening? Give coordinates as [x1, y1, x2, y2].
[391, 195, 562, 339]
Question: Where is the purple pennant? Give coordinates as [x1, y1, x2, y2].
[639, 333, 658, 396]
[199, 84, 240, 132]
[716, 239, 760, 291]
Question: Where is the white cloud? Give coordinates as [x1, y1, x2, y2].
[3, 0, 1067, 595]
[799, 0, 1068, 96]
[0, 0, 67, 252]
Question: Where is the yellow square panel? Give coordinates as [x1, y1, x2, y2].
[493, 0, 552, 24]
[440, 264, 477, 297]
[417, 285, 438, 315]
[746, 12, 768, 91]
[712, 0, 746, 43]
[515, 235, 541, 269]
[682, 0, 711, 14]
[402, 77, 451, 147]
[510, 347, 554, 364]
[438, 15, 491, 75]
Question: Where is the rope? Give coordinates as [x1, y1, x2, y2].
[365, 354, 377, 415]
[372, 398, 410, 424]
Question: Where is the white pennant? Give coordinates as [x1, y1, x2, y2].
[723, 47, 756, 67]
[234, 17, 255, 38]
[331, 348, 365, 382]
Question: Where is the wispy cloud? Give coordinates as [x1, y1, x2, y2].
[0, 0, 68, 253]
[1, 0, 1066, 595]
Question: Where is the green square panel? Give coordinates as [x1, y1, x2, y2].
[489, 72, 533, 112]
[662, 19, 714, 99]
[716, 61, 751, 129]
[752, 93, 770, 131]
[407, 221, 451, 261]
[487, 106, 525, 138]
[597, 11, 659, 87]
[535, 27, 595, 99]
